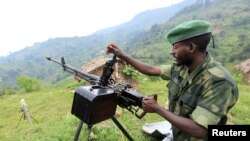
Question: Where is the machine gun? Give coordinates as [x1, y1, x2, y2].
[46, 55, 157, 141]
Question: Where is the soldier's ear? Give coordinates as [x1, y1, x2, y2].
[189, 42, 197, 53]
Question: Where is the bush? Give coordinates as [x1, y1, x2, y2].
[16, 75, 41, 92]
[122, 65, 140, 80]
[0, 87, 16, 96]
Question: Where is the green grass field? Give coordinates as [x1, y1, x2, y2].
[0, 78, 249, 141]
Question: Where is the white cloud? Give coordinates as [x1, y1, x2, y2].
[0, 0, 183, 56]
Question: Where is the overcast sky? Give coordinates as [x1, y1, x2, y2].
[0, 0, 183, 56]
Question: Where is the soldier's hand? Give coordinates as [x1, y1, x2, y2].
[106, 44, 124, 57]
[142, 96, 158, 113]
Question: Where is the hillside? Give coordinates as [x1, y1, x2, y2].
[95, 0, 194, 35]
[0, 0, 194, 89]
[126, 0, 250, 65]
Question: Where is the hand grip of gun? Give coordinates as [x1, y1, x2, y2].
[136, 94, 157, 119]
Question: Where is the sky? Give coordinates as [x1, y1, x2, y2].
[0, 0, 183, 57]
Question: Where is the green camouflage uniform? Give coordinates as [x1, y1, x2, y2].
[160, 53, 239, 141]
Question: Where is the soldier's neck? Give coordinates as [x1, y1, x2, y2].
[188, 52, 206, 73]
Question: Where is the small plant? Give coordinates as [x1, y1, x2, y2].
[122, 65, 140, 80]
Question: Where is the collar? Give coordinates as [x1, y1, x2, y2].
[180, 52, 212, 84]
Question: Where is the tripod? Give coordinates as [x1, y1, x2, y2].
[16, 99, 38, 128]
[74, 115, 134, 141]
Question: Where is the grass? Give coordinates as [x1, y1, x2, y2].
[229, 84, 250, 124]
[0, 87, 74, 141]
[0, 78, 249, 141]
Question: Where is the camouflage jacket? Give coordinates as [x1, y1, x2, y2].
[160, 53, 239, 141]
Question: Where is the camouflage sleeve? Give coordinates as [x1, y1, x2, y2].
[190, 80, 238, 129]
[160, 65, 172, 80]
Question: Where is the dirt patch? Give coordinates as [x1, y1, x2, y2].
[235, 59, 250, 84]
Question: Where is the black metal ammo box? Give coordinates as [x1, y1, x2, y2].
[71, 86, 117, 125]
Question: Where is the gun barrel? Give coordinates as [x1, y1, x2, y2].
[46, 57, 100, 84]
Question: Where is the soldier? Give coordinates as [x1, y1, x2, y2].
[106, 20, 239, 141]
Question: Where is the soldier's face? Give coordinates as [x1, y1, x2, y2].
[170, 42, 193, 66]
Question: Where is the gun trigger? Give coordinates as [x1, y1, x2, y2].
[135, 111, 146, 119]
